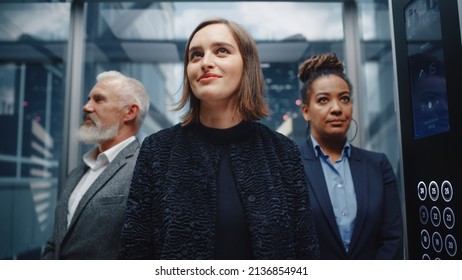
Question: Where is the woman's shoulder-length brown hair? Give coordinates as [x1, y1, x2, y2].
[175, 17, 270, 125]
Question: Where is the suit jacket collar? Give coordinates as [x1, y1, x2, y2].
[56, 165, 88, 250]
[347, 146, 368, 255]
[62, 140, 139, 241]
[301, 138, 368, 256]
[300, 139, 342, 243]
[309, 134, 351, 159]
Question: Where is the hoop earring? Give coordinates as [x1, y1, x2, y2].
[348, 119, 358, 142]
[305, 124, 310, 141]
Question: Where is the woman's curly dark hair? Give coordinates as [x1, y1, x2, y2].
[298, 53, 352, 105]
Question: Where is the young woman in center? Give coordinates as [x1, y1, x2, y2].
[118, 18, 319, 260]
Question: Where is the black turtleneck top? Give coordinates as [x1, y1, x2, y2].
[194, 121, 254, 259]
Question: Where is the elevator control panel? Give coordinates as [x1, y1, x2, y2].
[391, 0, 462, 259]
[417, 180, 457, 259]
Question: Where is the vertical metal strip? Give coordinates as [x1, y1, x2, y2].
[60, 0, 86, 195]
[343, 0, 363, 148]
[388, 0, 408, 260]
[459, 0, 462, 46]
[16, 63, 26, 178]
[45, 72, 52, 141]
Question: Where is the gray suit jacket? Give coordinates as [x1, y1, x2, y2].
[42, 140, 140, 259]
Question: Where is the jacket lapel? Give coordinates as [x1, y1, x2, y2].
[65, 141, 139, 234]
[300, 141, 342, 242]
[56, 165, 88, 248]
[348, 146, 368, 254]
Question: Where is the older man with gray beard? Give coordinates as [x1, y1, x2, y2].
[42, 71, 149, 259]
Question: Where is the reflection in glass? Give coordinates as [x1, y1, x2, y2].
[405, 0, 450, 139]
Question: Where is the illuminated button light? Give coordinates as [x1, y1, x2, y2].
[430, 206, 441, 227]
[432, 232, 443, 253]
[441, 180, 453, 202]
[445, 234, 457, 257]
[421, 229, 430, 250]
[443, 207, 455, 230]
[429, 181, 439, 201]
[417, 181, 427, 201]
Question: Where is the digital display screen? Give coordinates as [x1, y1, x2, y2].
[405, 0, 450, 140]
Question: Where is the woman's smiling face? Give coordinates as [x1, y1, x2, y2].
[187, 23, 244, 107]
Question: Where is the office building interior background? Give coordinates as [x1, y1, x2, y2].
[0, 0, 401, 259]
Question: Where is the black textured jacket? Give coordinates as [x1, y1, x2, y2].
[119, 122, 319, 259]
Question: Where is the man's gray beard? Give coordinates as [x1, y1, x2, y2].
[77, 120, 119, 144]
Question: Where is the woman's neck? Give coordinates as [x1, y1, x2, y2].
[314, 135, 346, 163]
[199, 110, 243, 129]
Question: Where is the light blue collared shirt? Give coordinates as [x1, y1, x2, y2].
[311, 135, 357, 252]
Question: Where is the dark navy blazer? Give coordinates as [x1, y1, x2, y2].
[300, 138, 403, 259]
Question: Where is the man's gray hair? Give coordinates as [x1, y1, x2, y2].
[96, 71, 150, 127]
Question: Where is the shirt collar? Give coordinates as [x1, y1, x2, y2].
[310, 134, 351, 159]
[83, 136, 136, 170]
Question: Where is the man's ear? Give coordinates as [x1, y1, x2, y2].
[124, 103, 140, 122]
